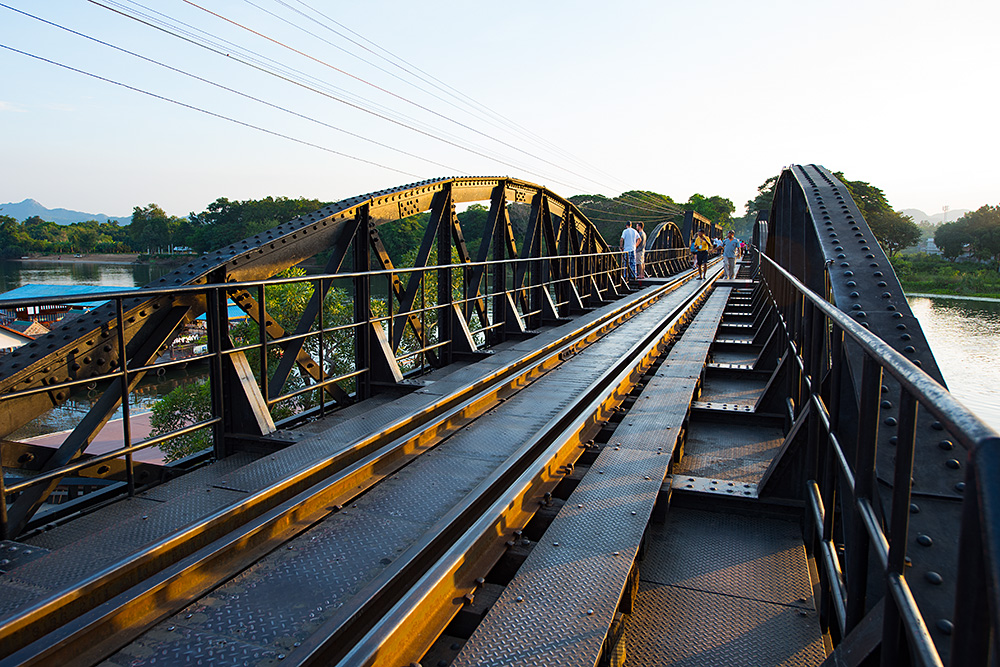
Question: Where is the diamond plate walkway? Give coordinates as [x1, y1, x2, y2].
[625, 510, 825, 667]
[452, 286, 735, 666]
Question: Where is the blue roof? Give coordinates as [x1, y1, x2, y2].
[0, 284, 246, 320]
[0, 283, 136, 309]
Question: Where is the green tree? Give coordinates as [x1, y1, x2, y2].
[835, 173, 923, 257]
[867, 209, 921, 257]
[150, 380, 212, 462]
[934, 220, 972, 260]
[69, 223, 101, 253]
[684, 194, 735, 227]
[131, 203, 175, 253]
[961, 205, 1000, 261]
[187, 196, 327, 253]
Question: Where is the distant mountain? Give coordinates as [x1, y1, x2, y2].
[0, 199, 131, 225]
[901, 208, 971, 226]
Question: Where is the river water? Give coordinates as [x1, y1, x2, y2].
[1, 260, 999, 436]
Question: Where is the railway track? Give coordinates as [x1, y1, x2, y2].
[1, 269, 718, 667]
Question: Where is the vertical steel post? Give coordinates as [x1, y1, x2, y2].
[880, 389, 920, 667]
[114, 297, 135, 497]
[257, 283, 268, 409]
[207, 285, 226, 460]
[846, 354, 883, 631]
[354, 205, 372, 399]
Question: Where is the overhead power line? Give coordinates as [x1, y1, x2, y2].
[0, 42, 424, 179]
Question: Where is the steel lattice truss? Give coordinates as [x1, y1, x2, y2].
[0, 176, 694, 535]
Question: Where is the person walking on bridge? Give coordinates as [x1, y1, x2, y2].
[620, 221, 641, 285]
[635, 221, 647, 284]
[693, 229, 712, 280]
[722, 230, 741, 279]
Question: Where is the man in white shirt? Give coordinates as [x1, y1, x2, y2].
[620, 221, 640, 284]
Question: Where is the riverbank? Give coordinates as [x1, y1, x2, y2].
[892, 253, 1000, 299]
[15, 253, 140, 265]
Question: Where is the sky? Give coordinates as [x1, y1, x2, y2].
[1, 0, 998, 221]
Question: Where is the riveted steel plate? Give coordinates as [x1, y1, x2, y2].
[358, 451, 494, 526]
[453, 443, 671, 666]
[22, 495, 161, 553]
[668, 474, 758, 498]
[625, 582, 824, 667]
[434, 413, 552, 464]
[0, 540, 49, 574]
[541, 446, 668, 551]
[640, 509, 813, 607]
[692, 401, 755, 412]
[135, 452, 256, 500]
[452, 543, 638, 667]
[13, 488, 246, 593]
[0, 575, 56, 618]
[108, 506, 428, 665]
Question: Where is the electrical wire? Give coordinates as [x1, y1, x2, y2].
[0, 42, 423, 179]
[281, 0, 638, 193]
[179, 0, 627, 194]
[84, 0, 580, 188]
[0, 4, 468, 174]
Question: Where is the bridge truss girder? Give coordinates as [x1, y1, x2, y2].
[0, 177, 652, 537]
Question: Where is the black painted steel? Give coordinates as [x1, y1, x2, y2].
[757, 248, 999, 667]
[0, 177, 691, 537]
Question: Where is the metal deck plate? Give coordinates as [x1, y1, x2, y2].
[453, 289, 731, 667]
[675, 421, 784, 483]
[626, 583, 824, 667]
[627, 509, 823, 666]
[699, 375, 766, 405]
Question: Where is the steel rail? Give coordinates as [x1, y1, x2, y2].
[314, 273, 716, 667]
[0, 272, 699, 667]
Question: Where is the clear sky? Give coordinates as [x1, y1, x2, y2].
[1, 0, 997, 221]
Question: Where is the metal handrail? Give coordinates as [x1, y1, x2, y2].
[758, 250, 1000, 666]
[1, 244, 689, 538]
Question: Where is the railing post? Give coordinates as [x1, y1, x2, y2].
[881, 389, 920, 667]
[114, 297, 135, 497]
[354, 205, 373, 399]
[257, 283, 268, 408]
[206, 285, 227, 460]
[846, 354, 882, 631]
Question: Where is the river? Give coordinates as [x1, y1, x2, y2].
[2, 259, 999, 436]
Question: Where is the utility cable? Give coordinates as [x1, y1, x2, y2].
[0, 43, 423, 179]
[84, 0, 580, 189]
[179, 0, 622, 193]
[0, 4, 466, 174]
[282, 0, 637, 193]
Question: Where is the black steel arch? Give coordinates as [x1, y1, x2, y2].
[760, 164, 963, 661]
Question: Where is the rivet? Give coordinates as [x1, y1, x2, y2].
[926, 572, 943, 585]
[956, 482, 966, 493]
[881, 400, 893, 409]
[936, 619, 953, 635]
[884, 417, 898, 427]
[938, 440, 954, 450]
[946, 459, 960, 470]
[931, 421, 944, 431]
[917, 534, 933, 547]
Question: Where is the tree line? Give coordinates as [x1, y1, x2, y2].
[743, 172, 929, 258]
[0, 189, 740, 262]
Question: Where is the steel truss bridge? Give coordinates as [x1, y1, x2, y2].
[0, 166, 996, 666]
